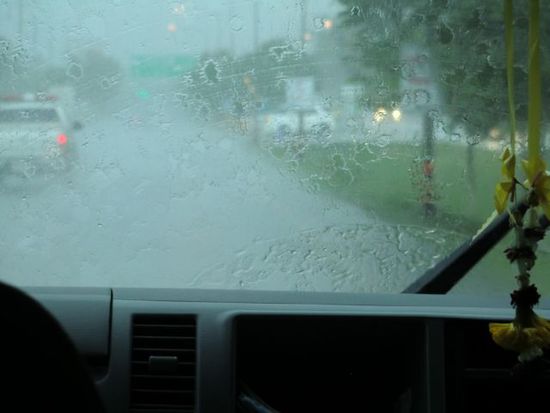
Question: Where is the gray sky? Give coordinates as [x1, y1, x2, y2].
[0, 0, 343, 64]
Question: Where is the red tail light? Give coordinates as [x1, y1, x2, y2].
[57, 134, 67, 145]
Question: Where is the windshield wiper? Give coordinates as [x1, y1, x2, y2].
[403, 203, 548, 294]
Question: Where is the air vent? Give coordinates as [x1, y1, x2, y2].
[131, 314, 196, 412]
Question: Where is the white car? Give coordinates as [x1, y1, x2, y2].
[364, 106, 412, 139]
[363, 107, 453, 144]
[0, 93, 81, 174]
[260, 105, 335, 145]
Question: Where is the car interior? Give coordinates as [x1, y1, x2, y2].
[0, 285, 546, 413]
[3, 238, 549, 413]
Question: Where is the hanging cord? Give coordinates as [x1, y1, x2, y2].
[489, 0, 550, 369]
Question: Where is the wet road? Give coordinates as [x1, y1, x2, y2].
[0, 94, 464, 292]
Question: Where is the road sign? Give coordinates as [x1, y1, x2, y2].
[285, 77, 315, 109]
[341, 84, 364, 100]
[399, 44, 440, 108]
[131, 54, 197, 78]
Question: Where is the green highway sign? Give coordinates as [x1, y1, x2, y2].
[131, 54, 197, 78]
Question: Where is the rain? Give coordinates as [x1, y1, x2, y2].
[1, 0, 549, 294]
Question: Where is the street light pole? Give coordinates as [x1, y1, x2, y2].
[252, 1, 260, 143]
[253, 1, 259, 51]
[301, 0, 307, 47]
[298, 0, 308, 139]
[18, 1, 24, 41]
[228, 7, 234, 53]
[216, 15, 221, 51]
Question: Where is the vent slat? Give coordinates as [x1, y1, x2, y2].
[132, 403, 194, 410]
[133, 340, 196, 350]
[133, 376, 195, 391]
[133, 389, 194, 394]
[133, 348, 195, 353]
[134, 335, 195, 340]
[133, 322, 195, 327]
[134, 326, 195, 332]
[132, 353, 195, 363]
[132, 374, 195, 379]
[132, 360, 195, 366]
[131, 314, 196, 411]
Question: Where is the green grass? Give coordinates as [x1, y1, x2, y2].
[265, 140, 550, 294]
[269, 141, 501, 234]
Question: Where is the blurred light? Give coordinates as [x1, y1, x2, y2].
[304, 32, 313, 42]
[57, 134, 67, 145]
[391, 109, 402, 121]
[489, 127, 501, 140]
[172, 4, 185, 15]
[137, 89, 150, 99]
[323, 19, 333, 29]
[486, 140, 501, 151]
[373, 107, 387, 123]
[167, 22, 177, 32]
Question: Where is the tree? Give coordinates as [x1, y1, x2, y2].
[67, 48, 122, 103]
[336, 0, 550, 136]
[181, 39, 321, 120]
[0, 37, 29, 91]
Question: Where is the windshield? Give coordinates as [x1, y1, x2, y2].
[0, 0, 549, 294]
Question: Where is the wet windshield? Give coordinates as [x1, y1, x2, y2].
[0, 0, 548, 294]
[0, 108, 59, 123]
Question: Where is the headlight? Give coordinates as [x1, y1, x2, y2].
[391, 109, 402, 122]
[489, 127, 501, 140]
[373, 108, 387, 123]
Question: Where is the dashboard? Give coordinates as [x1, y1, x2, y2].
[23, 287, 550, 413]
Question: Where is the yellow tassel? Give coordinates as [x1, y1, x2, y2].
[490, 311, 550, 360]
[494, 147, 516, 213]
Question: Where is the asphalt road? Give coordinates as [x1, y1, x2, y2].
[0, 93, 465, 292]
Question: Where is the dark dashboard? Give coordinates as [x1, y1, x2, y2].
[21, 287, 550, 412]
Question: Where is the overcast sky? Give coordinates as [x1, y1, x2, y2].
[0, 0, 343, 64]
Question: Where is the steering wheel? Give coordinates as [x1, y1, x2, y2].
[0, 281, 105, 412]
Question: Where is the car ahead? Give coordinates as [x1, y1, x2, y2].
[0, 93, 81, 177]
[259, 104, 335, 145]
[363, 106, 414, 141]
[363, 106, 484, 146]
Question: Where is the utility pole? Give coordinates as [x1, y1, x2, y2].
[420, 18, 437, 218]
[422, 110, 436, 217]
[297, 0, 308, 139]
[252, 1, 260, 143]
[216, 15, 221, 51]
[228, 7, 234, 53]
[18, 1, 24, 42]
[253, 1, 259, 51]
[300, 0, 307, 46]
[31, 7, 38, 59]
